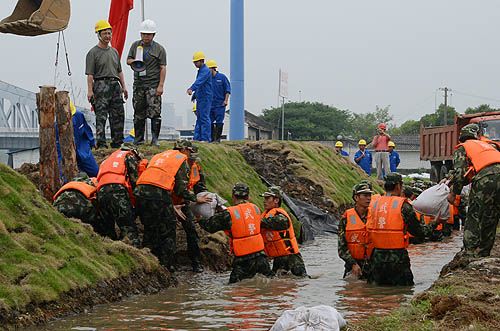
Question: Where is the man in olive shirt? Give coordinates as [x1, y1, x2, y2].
[126, 19, 167, 146]
[86, 19, 128, 149]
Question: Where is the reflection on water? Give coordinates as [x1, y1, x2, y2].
[28, 233, 462, 331]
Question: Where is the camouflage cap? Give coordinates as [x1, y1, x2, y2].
[174, 139, 193, 150]
[402, 185, 414, 198]
[232, 182, 250, 198]
[260, 186, 283, 199]
[188, 152, 200, 160]
[384, 172, 403, 185]
[360, 180, 373, 190]
[459, 123, 479, 142]
[190, 143, 199, 153]
[120, 142, 140, 157]
[352, 182, 374, 198]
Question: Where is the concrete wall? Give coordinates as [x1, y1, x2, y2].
[9, 148, 39, 168]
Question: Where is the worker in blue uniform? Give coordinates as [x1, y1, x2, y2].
[56, 103, 99, 181]
[388, 141, 400, 172]
[354, 139, 372, 175]
[187, 51, 213, 142]
[335, 141, 349, 156]
[206, 60, 230, 143]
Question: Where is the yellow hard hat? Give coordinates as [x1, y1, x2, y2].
[206, 60, 217, 68]
[129, 128, 135, 137]
[193, 51, 206, 62]
[70, 102, 76, 116]
[335, 141, 343, 148]
[95, 19, 112, 33]
[358, 139, 366, 145]
[388, 141, 395, 147]
[193, 103, 197, 112]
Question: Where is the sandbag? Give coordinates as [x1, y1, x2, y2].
[270, 305, 346, 331]
[411, 183, 450, 219]
[191, 192, 227, 218]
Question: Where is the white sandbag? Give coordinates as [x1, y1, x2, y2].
[191, 192, 228, 218]
[411, 183, 450, 219]
[270, 305, 346, 331]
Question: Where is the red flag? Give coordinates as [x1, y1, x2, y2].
[108, 0, 134, 58]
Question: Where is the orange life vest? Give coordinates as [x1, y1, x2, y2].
[226, 203, 265, 257]
[136, 150, 187, 192]
[367, 193, 382, 220]
[138, 159, 149, 177]
[172, 162, 201, 205]
[423, 214, 442, 231]
[447, 204, 455, 225]
[457, 140, 500, 178]
[367, 195, 409, 250]
[97, 150, 136, 206]
[343, 208, 371, 260]
[90, 177, 98, 186]
[261, 208, 299, 258]
[53, 181, 97, 202]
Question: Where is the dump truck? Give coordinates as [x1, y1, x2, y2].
[0, 0, 70, 36]
[420, 111, 500, 182]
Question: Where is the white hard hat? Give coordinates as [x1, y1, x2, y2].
[140, 19, 157, 34]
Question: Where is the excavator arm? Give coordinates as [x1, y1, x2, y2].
[0, 0, 70, 36]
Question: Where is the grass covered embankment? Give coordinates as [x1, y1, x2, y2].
[0, 164, 172, 328]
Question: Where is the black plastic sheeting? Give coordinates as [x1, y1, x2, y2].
[282, 193, 339, 243]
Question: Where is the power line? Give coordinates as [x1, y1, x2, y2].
[452, 90, 500, 103]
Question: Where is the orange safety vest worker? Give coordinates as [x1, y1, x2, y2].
[261, 208, 299, 258]
[367, 195, 409, 250]
[343, 208, 371, 260]
[225, 203, 265, 257]
[53, 181, 97, 202]
[136, 150, 187, 192]
[172, 162, 201, 205]
[457, 140, 500, 179]
[97, 150, 137, 206]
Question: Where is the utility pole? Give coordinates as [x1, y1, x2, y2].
[439, 87, 450, 125]
[141, 0, 145, 21]
[281, 97, 285, 140]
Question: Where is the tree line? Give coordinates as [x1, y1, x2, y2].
[260, 102, 500, 141]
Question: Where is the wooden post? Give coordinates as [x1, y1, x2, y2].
[37, 86, 60, 201]
[55, 91, 78, 182]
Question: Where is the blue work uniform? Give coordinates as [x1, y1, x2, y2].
[56, 110, 99, 181]
[354, 149, 373, 176]
[389, 150, 400, 172]
[210, 72, 231, 124]
[190, 64, 213, 142]
[340, 150, 349, 157]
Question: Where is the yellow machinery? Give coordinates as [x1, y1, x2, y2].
[0, 0, 70, 36]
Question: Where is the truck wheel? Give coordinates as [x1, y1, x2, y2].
[430, 164, 441, 183]
[440, 164, 449, 181]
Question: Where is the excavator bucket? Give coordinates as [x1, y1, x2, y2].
[0, 0, 70, 36]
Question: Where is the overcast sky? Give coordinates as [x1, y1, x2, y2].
[2, 0, 500, 125]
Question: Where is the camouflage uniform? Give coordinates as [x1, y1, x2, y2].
[367, 173, 438, 286]
[97, 144, 141, 244]
[176, 141, 207, 272]
[53, 173, 99, 231]
[260, 186, 308, 277]
[449, 124, 500, 257]
[134, 154, 196, 269]
[338, 182, 373, 279]
[199, 183, 273, 283]
[93, 80, 125, 148]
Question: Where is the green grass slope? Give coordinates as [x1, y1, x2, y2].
[0, 164, 159, 311]
[284, 141, 383, 205]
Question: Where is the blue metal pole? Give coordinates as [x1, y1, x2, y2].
[229, 0, 244, 140]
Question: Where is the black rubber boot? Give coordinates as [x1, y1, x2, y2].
[150, 118, 161, 146]
[192, 260, 204, 273]
[215, 124, 224, 143]
[134, 119, 145, 146]
[211, 123, 216, 143]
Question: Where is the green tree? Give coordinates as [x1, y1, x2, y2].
[350, 105, 393, 141]
[420, 104, 457, 127]
[465, 104, 498, 115]
[260, 102, 353, 140]
[391, 120, 421, 134]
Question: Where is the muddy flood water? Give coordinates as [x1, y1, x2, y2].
[29, 233, 462, 331]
